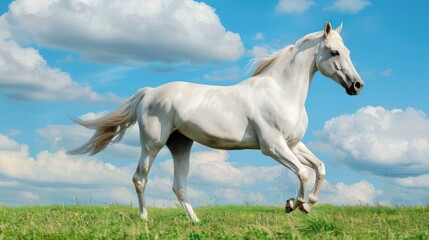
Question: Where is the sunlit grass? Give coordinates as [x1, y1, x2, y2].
[0, 204, 428, 239]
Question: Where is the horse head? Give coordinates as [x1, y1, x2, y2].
[316, 21, 364, 95]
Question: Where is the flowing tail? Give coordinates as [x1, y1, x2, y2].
[67, 87, 151, 156]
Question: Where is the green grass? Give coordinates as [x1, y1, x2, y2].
[0, 204, 428, 239]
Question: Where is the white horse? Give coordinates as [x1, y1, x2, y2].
[69, 21, 364, 222]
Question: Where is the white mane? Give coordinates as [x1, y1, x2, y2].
[251, 31, 323, 77]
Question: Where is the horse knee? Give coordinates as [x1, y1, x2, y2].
[298, 170, 309, 182]
[317, 162, 326, 179]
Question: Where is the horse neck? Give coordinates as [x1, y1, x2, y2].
[268, 40, 319, 107]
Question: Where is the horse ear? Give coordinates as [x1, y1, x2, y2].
[336, 22, 343, 33]
[324, 21, 332, 37]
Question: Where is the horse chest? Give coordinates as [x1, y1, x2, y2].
[272, 107, 308, 147]
[286, 110, 308, 147]
[257, 97, 308, 145]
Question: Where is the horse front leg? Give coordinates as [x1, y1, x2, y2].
[296, 142, 326, 206]
[260, 137, 309, 213]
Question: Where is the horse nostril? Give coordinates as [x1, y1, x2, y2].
[354, 81, 362, 90]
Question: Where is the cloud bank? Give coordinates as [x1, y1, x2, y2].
[310, 106, 429, 177]
[325, 0, 371, 13]
[0, 16, 120, 102]
[0, 129, 384, 206]
[5, 0, 244, 65]
[276, 0, 316, 14]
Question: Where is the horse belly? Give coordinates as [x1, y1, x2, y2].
[177, 116, 259, 150]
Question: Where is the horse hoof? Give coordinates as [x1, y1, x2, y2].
[139, 212, 148, 220]
[285, 198, 295, 213]
[298, 203, 311, 214]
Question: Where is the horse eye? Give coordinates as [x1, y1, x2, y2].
[331, 50, 340, 56]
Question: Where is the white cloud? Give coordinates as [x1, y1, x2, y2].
[6, 0, 244, 65]
[0, 140, 129, 186]
[203, 66, 243, 82]
[247, 45, 270, 57]
[56, 54, 75, 64]
[254, 32, 264, 41]
[380, 180, 429, 205]
[0, 133, 201, 206]
[38, 125, 92, 150]
[145, 176, 208, 205]
[382, 68, 393, 77]
[18, 191, 41, 201]
[0, 134, 21, 151]
[271, 168, 384, 206]
[214, 188, 266, 204]
[86, 66, 135, 84]
[79, 112, 110, 121]
[41, 123, 140, 159]
[320, 180, 382, 205]
[325, 0, 371, 13]
[309, 106, 429, 177]
[0, 180, 19, 187]
[393, 174, 429, 189]
[276, 0, 315, 14]
[0, 16, 121, 102]
[6, 129, 22, 137]
[153, 150, 288, 205]
[155, 150, 284, 188]
[38, 111, 176, 161]
[37, 112, 144, 159]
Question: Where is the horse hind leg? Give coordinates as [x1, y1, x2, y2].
[133, 146, 160, 220]
[166, 131, 199, 222]
[133, 103, 176, 220]
[133, 124, 168, 219]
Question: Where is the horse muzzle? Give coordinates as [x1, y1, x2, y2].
[346, 80, 364, 95]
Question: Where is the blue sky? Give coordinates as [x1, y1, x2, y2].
[0, 0, 428, 207]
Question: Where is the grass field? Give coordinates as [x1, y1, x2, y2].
[0, 204, 428, 239]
